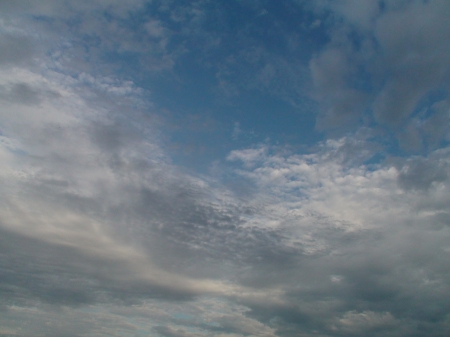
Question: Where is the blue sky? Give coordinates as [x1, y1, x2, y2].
[1, 1, 450, 336]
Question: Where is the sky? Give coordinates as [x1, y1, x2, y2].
[0, 0, 450, 336]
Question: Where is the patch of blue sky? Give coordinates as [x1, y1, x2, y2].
[31, 0, 449, 170]
[49, 1, 335, 172]
[160, 91, 321, 172]
[141, 35, 327, 165]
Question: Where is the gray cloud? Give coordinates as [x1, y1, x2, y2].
[0, 34, 35, 66]
[1, 1, 450, 337]
[310, 45, 370, 129]
[397, 156, 449, 191]
[2, 70, 450, 336]
[226, 138, 450, 336]
[0, 82, 62, 105]
[309, 0, 450, 147]
[373, 0, 450, 125]
[397, 99, 450, 152]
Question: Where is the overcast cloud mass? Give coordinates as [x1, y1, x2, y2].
[1, 0, 450, 336]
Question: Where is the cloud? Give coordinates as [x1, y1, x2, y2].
[373, 0, 450, 125]
[227, 136, 450, 333]
[335, 310, 398, 334]
[0, 33, 35, 66]
[1, 65, 450, 335]
[397, 99, 450, 152]
[0, 57, 286, 313]
[309, 37, 370, 129]
[0, 66, 223, 304]
[309, 0, 450, 144]
[0, 0, 146, 17]
[397, 155, 449, 191]
[2, 1, 450, 336]
[155, 326, 204, 337]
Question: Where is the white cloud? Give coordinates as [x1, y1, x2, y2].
[228, 136, 450, 259]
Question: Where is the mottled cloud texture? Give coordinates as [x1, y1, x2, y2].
[1, 1, 450, 337]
